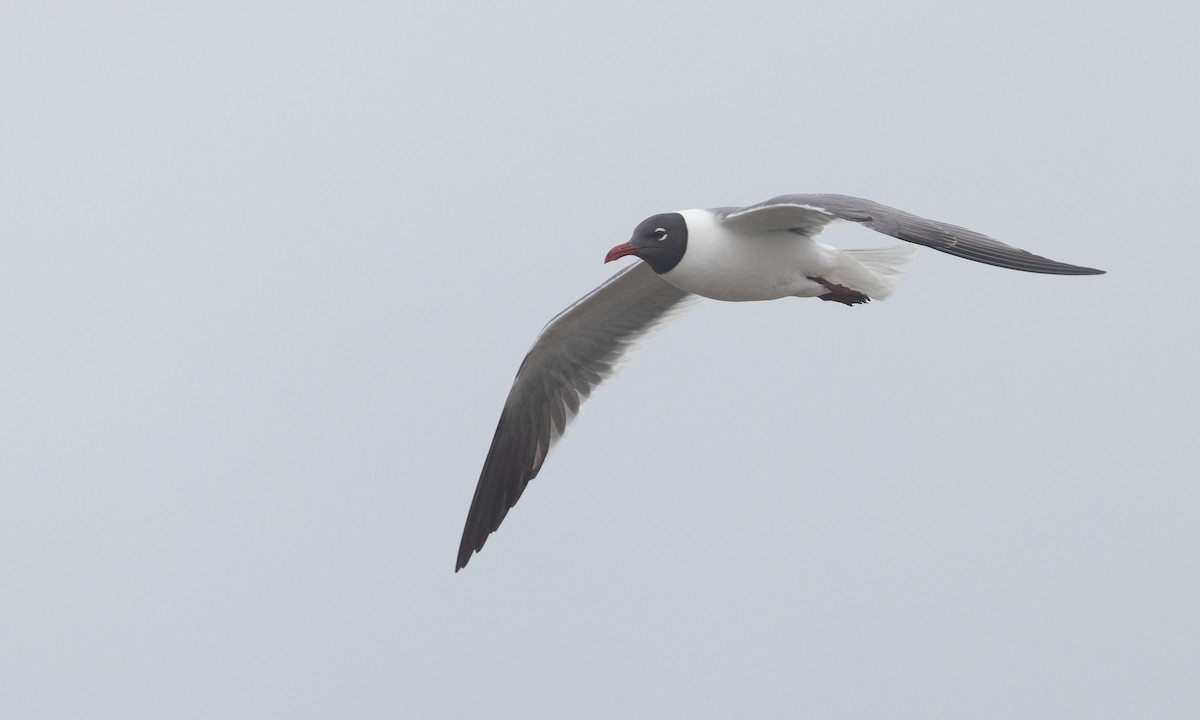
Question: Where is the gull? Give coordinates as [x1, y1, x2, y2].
[456, 193, 1104, 570]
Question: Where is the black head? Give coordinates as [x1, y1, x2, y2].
[604, 212, 688, 274]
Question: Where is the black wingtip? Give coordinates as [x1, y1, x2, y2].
[455, 536, 480, 572]
[1060, 265, 1106, 276]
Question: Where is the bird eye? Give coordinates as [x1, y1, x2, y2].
[653, 227, 668, 241]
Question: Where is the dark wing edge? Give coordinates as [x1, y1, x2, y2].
[456, 262, 695, 571]
[725, 194, 1106, 275]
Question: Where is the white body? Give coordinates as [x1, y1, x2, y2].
[661, 209, 916, 302]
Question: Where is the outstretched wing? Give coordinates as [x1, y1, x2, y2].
[718, 193, 1105, 275]
[457, 261, 695, 571]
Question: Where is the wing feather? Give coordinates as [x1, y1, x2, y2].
[719, 193, 1105, 275]
[456, 262, 694, 570]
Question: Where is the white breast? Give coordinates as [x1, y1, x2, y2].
[661, 209, 837, 302]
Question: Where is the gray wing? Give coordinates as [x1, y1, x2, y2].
[456, 261, 695, 571]
[718, 193, 1105, 275]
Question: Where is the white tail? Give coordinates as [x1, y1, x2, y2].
[829, 245, 918, 300]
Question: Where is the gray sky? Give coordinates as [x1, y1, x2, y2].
[3, 1, 1198, 717]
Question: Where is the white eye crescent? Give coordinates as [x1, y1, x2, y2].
[653, 227, 668, 241]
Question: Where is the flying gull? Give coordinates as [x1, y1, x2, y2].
[456, 193, 1104, 570]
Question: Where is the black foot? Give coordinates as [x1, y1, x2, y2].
[808, 277, 871, 306]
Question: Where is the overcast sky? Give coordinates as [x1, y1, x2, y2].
[2, 1, 1198, 718]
